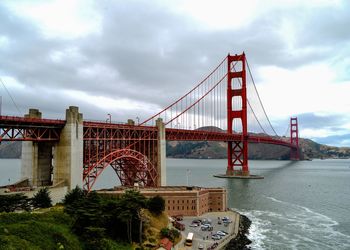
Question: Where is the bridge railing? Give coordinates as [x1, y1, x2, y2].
[0, 115, 65, 125]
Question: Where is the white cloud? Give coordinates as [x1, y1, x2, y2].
[0, 35, 10, 49]
[256, 63, 350, 120]
[63, 89, 160, 113]
[0, 76, 26, 90]
[4, 0, 101, 38]
[173, 0, 259, 30]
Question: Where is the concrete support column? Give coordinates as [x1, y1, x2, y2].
[21, 109, 42, 187]
[156, 118, 166, 186]
[53, 106, 83, 190]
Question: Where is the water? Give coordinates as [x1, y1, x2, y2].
[2, 158, 350, 249]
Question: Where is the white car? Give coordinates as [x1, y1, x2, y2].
[198, 244, 204, 249]
[216, 231, 227, 236]
[190, 223, 199, 227]
[211, 234, 221, 240]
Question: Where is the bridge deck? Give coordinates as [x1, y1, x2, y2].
[0, 116, 296, 149]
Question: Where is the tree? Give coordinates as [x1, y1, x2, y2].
[159, 227, 180, 242]
[63, 186, 85, 206]
[160, 228, 170, 238]
[32, 187, 52, 208]
[0, 193, 31, 212]
[147, 195, 165, 215]
[117, 190, 147, 243]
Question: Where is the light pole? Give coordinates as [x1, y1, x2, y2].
[107, 113, 111, 123]
[136, 116, 140, 125]
[186, 169, 191, 186]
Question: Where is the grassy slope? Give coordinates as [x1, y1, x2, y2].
[142, 210, 170, 248]
[0, 211, 81, 250]
[0, 210, 132, 250]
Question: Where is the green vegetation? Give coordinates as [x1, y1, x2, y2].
[159, 227, 180, 242]
[0, 193, 31, 212]
[32, 187, 52, 209]
[0, 211, 80, 249]
[62, 185, 85, 206]
[147, 195, 165, 216]
[0, 187, 170, 249]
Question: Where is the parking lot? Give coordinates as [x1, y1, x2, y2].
[175, 211, 238, 250]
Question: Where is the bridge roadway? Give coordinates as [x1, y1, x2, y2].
[0, 115, 296, 149]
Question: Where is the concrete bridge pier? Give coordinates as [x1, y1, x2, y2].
[21, 107, 83, 190]
[53, 106, 83, 190]
[156, 118, 166, 186]
[21, 109, 54, 187]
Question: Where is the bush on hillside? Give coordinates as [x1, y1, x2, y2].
[159, 227, 180, 242]
[0, 193, 31, 212]
[32, 187, 52, 208]
[147, 195, 165, 215]
[63, 186, 85, 206]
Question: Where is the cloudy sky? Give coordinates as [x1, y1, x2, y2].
[0, 0, 350, 147]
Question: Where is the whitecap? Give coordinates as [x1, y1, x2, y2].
[234, 198, 350, 250]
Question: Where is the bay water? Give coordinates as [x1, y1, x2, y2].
[1, 158, 350, 249]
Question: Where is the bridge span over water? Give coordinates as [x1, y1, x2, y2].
[0, 53, 299, 192]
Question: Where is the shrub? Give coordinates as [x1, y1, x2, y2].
[0, 193, 31, 212]
[31, 187, 52, 208]
[159, 227, 180, 242]
[147, 195, 165, 215]
[63, 186, 85, 206]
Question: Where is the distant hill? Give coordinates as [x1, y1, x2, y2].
[1, 132, 349, 160]
[166, 127, 350, 160]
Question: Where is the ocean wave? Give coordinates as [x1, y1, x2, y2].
[234, 197, 350, 250]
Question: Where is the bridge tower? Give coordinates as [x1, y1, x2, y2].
[290, 117, 300, 160]
[226, 53, 249, 176]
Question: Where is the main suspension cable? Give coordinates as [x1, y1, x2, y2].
[245, 57, 278, 136]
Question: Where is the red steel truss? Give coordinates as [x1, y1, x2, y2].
[82, 121, 159, 192]
[0, 114, 298, 191]
[0, 116, 64, 141]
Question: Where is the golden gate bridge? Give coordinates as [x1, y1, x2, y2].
[0, 53, 299, 192]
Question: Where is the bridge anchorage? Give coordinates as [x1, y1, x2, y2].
[0, 52, 299, 193]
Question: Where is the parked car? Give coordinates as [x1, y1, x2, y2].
[201, 218, 212, 225]
[173, 221, 185, 231]
[190, 223, 199, 227]
[173, 215, 183, 221]
[211, 234, 221, 240]
[216, 231, 227, 236]
[198, 244, 204, 249]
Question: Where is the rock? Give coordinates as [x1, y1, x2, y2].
[225, 214, 252, 250]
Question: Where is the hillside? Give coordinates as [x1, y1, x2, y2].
[166, 127, 350, 160]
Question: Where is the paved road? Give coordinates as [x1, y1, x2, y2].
[174, 210, 239, 250]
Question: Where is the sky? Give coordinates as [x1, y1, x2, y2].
[0, 0, 350, 147]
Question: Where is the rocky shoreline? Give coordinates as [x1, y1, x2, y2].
[225, 214, 252, 250]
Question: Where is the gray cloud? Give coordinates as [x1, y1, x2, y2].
[313, 133, 350, 147]
[1, 1, 350, 145]
[297, 113, 347, 130]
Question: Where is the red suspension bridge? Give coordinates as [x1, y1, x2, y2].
[0, 53, 299, 192]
